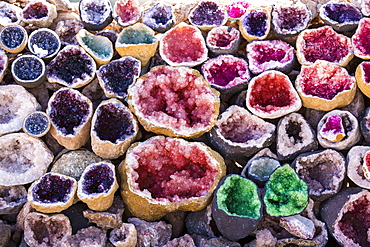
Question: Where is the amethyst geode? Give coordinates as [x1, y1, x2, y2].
[142, 3, 175, 33]
[79, 0, 113, 31]
[188, 1, 227, 30]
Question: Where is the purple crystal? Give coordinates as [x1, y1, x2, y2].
[82, 163, 114, 194]
[322, 115, 344, 134]
[273, 5, 310, 33]
[142, 3, 174, 32]
[49, 90, 90, 135]
[324, 3, 362, 23]
[24, 112, 49, 136]
[0, 26, 24, 49]
[94, 103, 135, 143]
[32, 174, 73, 203]
[29, 30, 59, 58]
[190, 1, 226, 26]
[13, 56, 43, 81]
[23, 2, 48, 19]
[243, 11, 268, 37]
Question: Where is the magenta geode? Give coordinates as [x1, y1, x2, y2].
[189, 1, 227, 29]
[202, 55, 250, 94]
[114, 0, 141, 27]
[352, 18, 370, 59]
[247, 40, 295, 74]
[226, 1, 249, 19]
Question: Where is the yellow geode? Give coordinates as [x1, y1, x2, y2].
[118, 136, 226, 221]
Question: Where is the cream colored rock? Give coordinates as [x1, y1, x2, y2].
[110, 223, 137, 247]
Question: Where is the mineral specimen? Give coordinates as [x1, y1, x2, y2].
[264, 164, 309, 217]
[239, 7, 271, 42]
[0, 2, 22, 26]
[360, 106, 370, 142]
[319, 115, 346, 142]
[0, 185, 27, 215]
[0, 133, 53, 186]
[47, 45, 96, 88]
[295, 60, 357, 111]
[206, 26, 241, 55]
[79, 0, 113, 31]
[279, 215, 315, 240]
[97, 56, 141, 99]
[0, 25, 27, 54]
[142, 3, 175, 33]
[119, 136, 226, 221]
[352, 17, 370, 59]
[28, 28, 61, 59]
[77, 162, 118, 211]
[47, 88, 93, 150]
[27, 173, 77, 213]
[207, 105, 275, 159]
[246, 70, 302, 119]
[109, 223, 137, 247]
[22, 0, 57, 28]
[113, 0, 141, 27]
[212, 174, 262, 241]
[226, 1, 249, 20]
[159, 22, 208, 67]
[128, 66, 220, 138]
[91, 99, 139, 159]
[188, 1, 228, 30]
[185, 205, 214, 237]
[11, 55, 46, 88]
[242, 157, 280, 186]
[64, 226, 107, 247]
[22, 111, 51, 138]
[347, 146, 370, 189]
[356, 61, 370, 98]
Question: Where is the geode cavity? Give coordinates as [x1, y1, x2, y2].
[79, 0, 113, 31]
[188, 1, 228, 30]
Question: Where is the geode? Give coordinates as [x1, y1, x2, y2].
[241, 157, 280, 187]
[0, 133, 53, 186]
[226, 1, 249, 20]
[142, 3, 175, 33]
[353, 18, 370, 60]
[79, 0, 113, 31]
[47, 88, 93, 150]
[188, 1, 228, 30]
[212, 174, 262, 241]
[292, 149, 346, 201]
[28, 28, 61, 59]
[159, 22, 208, 67]
[128, 65, 220, 138]
[246, 70, 302, 119]
[77, 162, 118, 211]
[47, 45, 96, 88]
[0, 24, 27, 54]
[54, 19, 84, 46]
[109, 223, 137, 247]
[239, 6, 271, 42]
[295, 60, 357, 111]
[27, 173, 77, 213]
[21, 0, 57, 28]
[24, 212, 72, 247]
[23, 111, 51, 138]
[206, 26, 241, 55]
[119, 136, 226, 221]
[347, 146, 370, 190]
[113, 0, 141, 27]
[359, 106, 370, 142]
[91, 99, 139, 159]
[355, 61, 370, 98]
[317, 110, 360, 150]
[11, 55, 46, 88]
[207, 105, 275, 160]
[64, 226, 107, 247]
[0, 2, 22, 26]
[321, 187, 370, 247]
[0, 185, 27, 215]
[276, 113, 318, 161]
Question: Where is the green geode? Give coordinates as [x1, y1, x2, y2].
[217, 174, 261, 219]
[118, 26, 156, 45]
[264, 164, 309, 216]
[80, 31, 112, 59]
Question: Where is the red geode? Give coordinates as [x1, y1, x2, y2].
[159, 22, 208, 67]
[296, 26, 354, 66]
[113, 0, 141, 27]
[352, 17, 370, 59]
[246, 70, 302, 119]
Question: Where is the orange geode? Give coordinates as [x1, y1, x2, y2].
[118, 136, 226, 221]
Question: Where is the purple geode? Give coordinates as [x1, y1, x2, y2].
[0, 25, 25, 50]
[142, 3, 174, 33]
[28, 29, 60, 59]
[79, 0, 113, 31]
[81, 163, 114, 195]
[242, 10, 268, 38]
[322, 3, 362, 24]
[189, 1, 227, 28]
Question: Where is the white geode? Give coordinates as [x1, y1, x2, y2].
[0, 133, 53, 186]
[0, 85, 40, 136]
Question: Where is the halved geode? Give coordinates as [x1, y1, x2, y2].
[24, 212, 72, 247]
[65, 226, 107, 247]
[362, 151, 370, 180]
[321, 187, 370, 247]
[77, 162, 118, 211]
[76, 29, 113, 66]
[271, 2, 311, 36]
[347, 146, 370, 189]
[353, 18, 370, 59]
[0, 49, 6, 82]
[317, 110, 360, 150]
[207, 105, 275, 160]
[11, 55, 46, 88]
[47, 45, 96, 88]
[54, 20, 84, 46]
[201, 55, 250, 95]
[159, 22, 208, 67]
[97, 56, 141, 99]
[319, 2, 362, 32]
[226, 1, 249, 20]
[239, 6, 271, 42]
[46, 88, 93, 150]
[242, 157, 280, 187]
[91, 99, 139, 159]
[296, 26, 354, 66]
[264, 164, 309, 217]
[142, 3, 175, 33]
[0, 25, 27, 54]
[22, 0, 57, 28]
[116, 23, 158, 67]
[246, 39, 295, 75]
[206, 26, 241, 55]
[79, 0, 113, 31]
[355, 61, 370, 98]
[28, 173, 77, 213]
[188, 1, 228, 30]
[128, 65, 220, 138]
[0, 85, 40, 136]
[28, 28, 61, 59]
[0, 2, 22, 26]
[0, 185, 27, 215]
[276, 113, 318, 161]
[110, 223, 137, 247]
[360, 106, 370, 142]
[113, 0, 141, 27]
[246, 70, 302, 119]
[362, 0, 370, 16]
[212, 174, 262, 241]
[295, 60, 357, 111]
[23, 111, 51, 138]
[0, 133, 53, 186]
[118, 136, 226, 221]
[292, 149, 345, 201]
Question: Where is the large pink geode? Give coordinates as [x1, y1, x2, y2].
[159, 22, 208, 67]
[118, 136, 226, 221]
[128, 65, 220, 138]
[352, 18, 370, 59]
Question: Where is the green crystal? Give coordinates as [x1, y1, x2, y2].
[217, 174, 261, 219]
[80, 30, 112, 59]
[264, 164, 308, 216]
